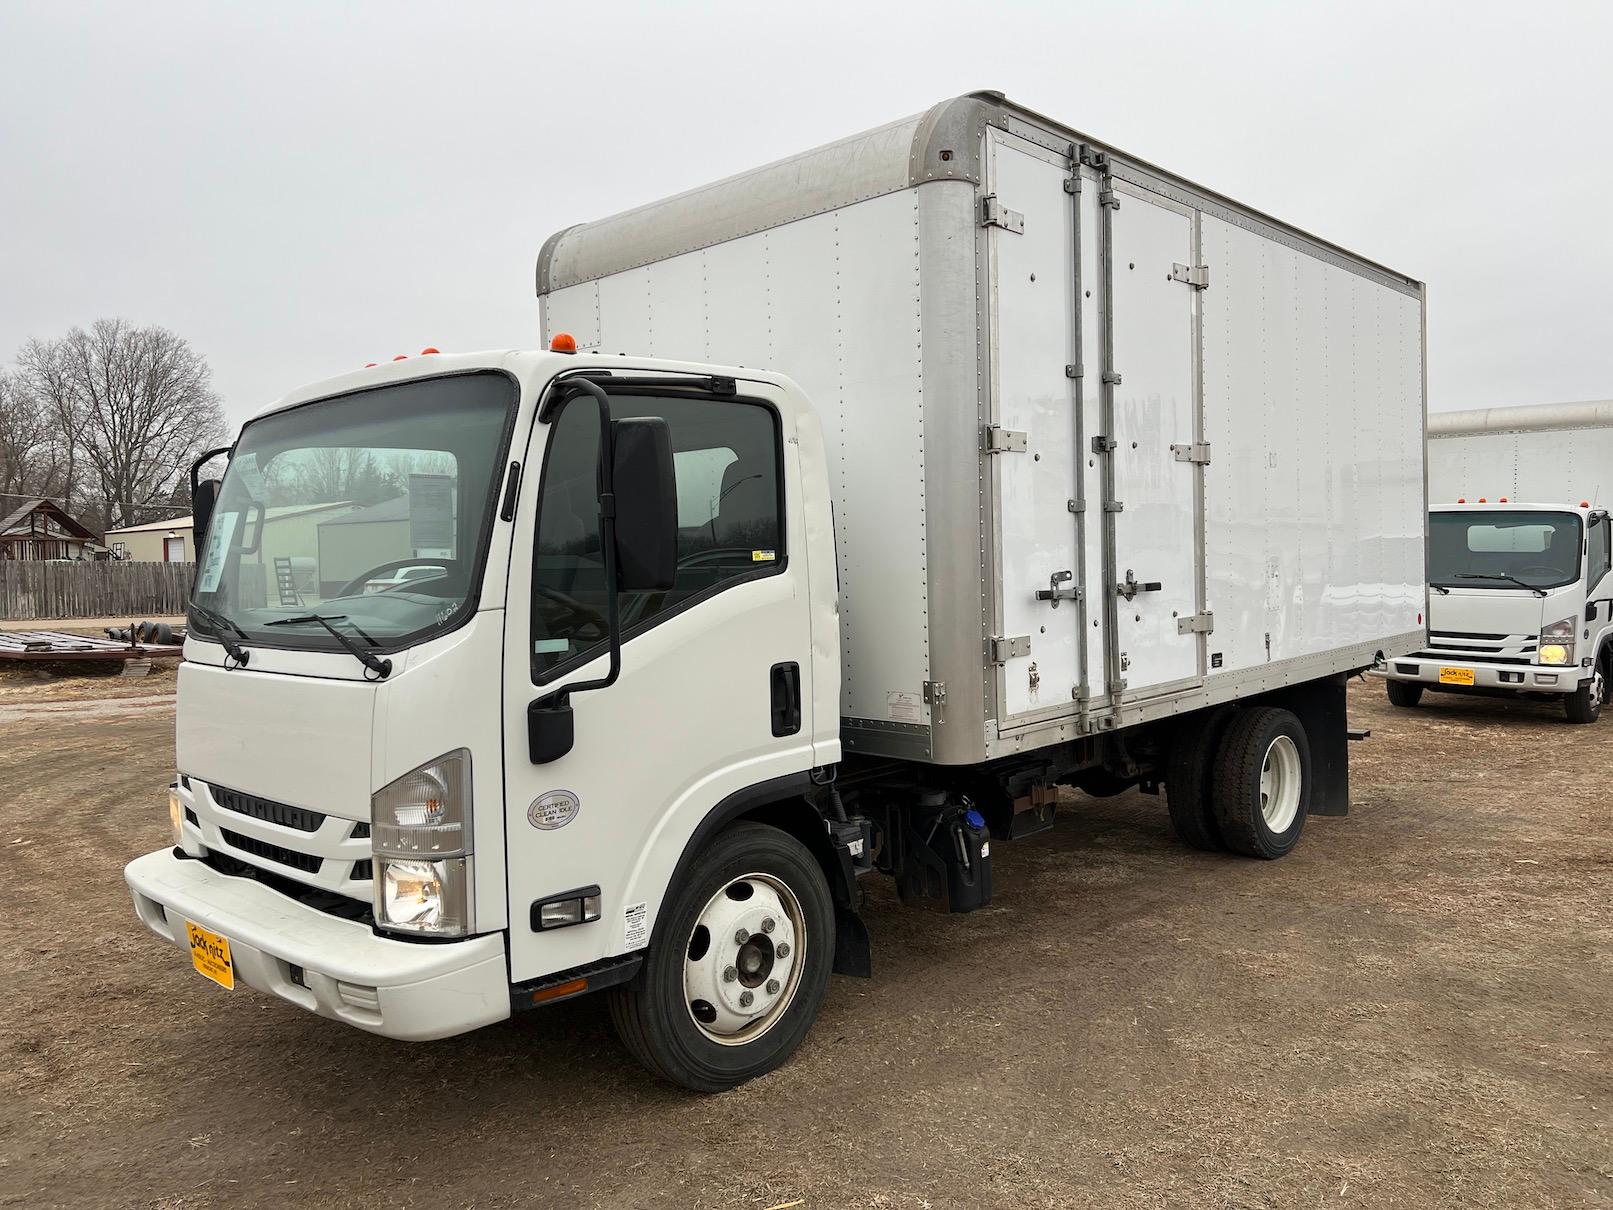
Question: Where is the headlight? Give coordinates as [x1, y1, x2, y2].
[378, 857, 470, 935]
[1540, 617, 1577, 666]
[372, 751, 473, 937]
[168, 785, 184, 846]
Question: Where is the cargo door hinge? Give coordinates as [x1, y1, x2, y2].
[1169, 263, 1210, 289]
[979, 195, 1025, 233]
[1170, 441, 1212, 465]
[1176, 611, 1215, 635]
[923, 680, 946, 723]
[989, 635, 1032, 664]
[984, 425, 1027, 454]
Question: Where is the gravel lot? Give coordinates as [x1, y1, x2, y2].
[1, 678, 1608, 1208]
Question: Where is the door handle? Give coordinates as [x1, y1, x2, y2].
[770, 662, 801, 737]
[1035, 569, 1081, 608]
[1117, 569, 1162, 601]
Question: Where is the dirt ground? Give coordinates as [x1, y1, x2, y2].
[1, 678, 1608, 1209]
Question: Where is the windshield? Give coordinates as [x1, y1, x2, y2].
[1428, 510, 1582, 591]
[192, 371, 516, 654]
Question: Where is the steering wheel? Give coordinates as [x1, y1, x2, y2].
[534, 584, 608, 640]
[334, 557, 457, 599]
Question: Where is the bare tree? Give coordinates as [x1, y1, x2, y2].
[0, 369, 59, 501]
[17, 319, 227, 530]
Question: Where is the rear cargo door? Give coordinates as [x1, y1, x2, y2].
[984, 131, 1084, 722]
[1100, 179, 1204, 699]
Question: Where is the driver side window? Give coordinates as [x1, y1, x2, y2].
[530, 393, 783, 681]
[1590, 515, 1610, 590]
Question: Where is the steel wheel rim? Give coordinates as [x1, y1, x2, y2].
[1592, 669, 1605, 710]
[682, 872, 806, 1046]
[1259, 735, 1302, 833]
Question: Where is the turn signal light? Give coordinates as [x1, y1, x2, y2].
[530, 978, 589, 1005]
[550, 332, 578, 354]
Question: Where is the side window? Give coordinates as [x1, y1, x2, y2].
[531, 393, 782, 681]
[1590, 516, 1610, 590]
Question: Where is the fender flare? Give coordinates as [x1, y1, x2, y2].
[646, 771, 871, 979]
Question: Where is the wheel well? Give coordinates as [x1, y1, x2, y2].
[738, 797, 848, 908]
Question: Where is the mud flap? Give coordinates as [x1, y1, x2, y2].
[1262, 674, 1350, 816]
[832, 906, 871, 978]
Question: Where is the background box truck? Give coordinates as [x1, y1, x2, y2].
[128, 91, 1427, 1090]
[1381, 401, 1613, 721]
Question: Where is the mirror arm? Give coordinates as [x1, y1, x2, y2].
[548, 378, 622, 700]
[190, 445, 234, 499]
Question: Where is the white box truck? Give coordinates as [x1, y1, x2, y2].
[127, 91, 1427, 1090]
[1381, 401, 1613, 721]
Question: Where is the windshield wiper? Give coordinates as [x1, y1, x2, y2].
[1431, 584, 1451, 595]
[264, 614, 392, 678]
[188, 602, 251, 666]
[1453, 572, 1547, 598]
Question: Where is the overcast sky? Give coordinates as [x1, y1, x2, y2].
[3, 1, 1609, 429]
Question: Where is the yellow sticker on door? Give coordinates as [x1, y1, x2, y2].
[751, 550, 776, 562]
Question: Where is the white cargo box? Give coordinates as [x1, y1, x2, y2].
[1429, 399, 1613, 507]
[538, 91, 1427, 765]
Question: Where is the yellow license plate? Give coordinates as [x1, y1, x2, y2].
[186, 920, 235, 990]
[1439, 666, 1475, 686]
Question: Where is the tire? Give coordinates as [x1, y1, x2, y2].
[1563, 658, 1605, 724]
[1385, 679, 1423, 708]
[607, 821, 834, 1092]
[1165, 705, 1235, 851]
[1211, 706, 1311, 860]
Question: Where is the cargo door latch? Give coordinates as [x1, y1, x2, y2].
[1035, 569, 1081, 608]
[1117, 569, 1162, 601]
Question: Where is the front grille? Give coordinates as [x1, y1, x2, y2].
[200, 850, 373, 923]
[1431, 629, 1508, 641]
[219, 827, 323, 873]
[210, 784, 324, 833]
[1421, 630, 1540, 666]
[349, 859, 374, 881]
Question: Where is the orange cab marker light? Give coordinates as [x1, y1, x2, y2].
[1457, 497, 1466, 504]
[364, 362, 378, 368]
[1499, 496, 1508, 502]
[550, 332, 578, 354]
[1478, 497, 1487, 503]
[393, 354, 408, 361]
[420, 347, 440, 355]
[1582, 501, 1591, 508]
[531, 977, 588, 1005]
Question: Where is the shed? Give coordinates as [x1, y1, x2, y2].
[0, 499, 99, 561]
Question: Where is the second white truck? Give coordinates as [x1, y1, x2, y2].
[1382, 400, 1613, 721]
[127, 91, 1427, 1090]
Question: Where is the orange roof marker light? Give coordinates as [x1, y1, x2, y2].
[420, 347, 440, 355]
[1582, 501, 1591, 508]
[1499, 496, 1508, 502]
[1457, 497, 1466, 504]
[550, 332, 578, 354]
[1478, 497, 1487, 503]
[364, 362, 378, 368]
[393, 354, 408, 362]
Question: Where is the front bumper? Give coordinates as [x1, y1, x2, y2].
[125, 848, 510, 1041]
[1376, 656, 1581, 695]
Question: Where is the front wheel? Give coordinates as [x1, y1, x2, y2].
[607, 821, 833, 1092]
[1563, 661, 1605, 724]
[1211, 706, 1312, 860]
[1385, 679, 1423, 708]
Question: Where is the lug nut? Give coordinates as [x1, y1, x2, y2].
[734, 928, 749, 944]
[722, 966, 737, 983]
[766, 978, 780, 995]
[739, 990, 754, 1008]
[761, 917, 776, 934]
[775, 942, 790, 959]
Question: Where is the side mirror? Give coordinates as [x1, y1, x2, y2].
[193, 478, 222, 547]
[612, 417, 677, 591]
[528, 695, 575, 764]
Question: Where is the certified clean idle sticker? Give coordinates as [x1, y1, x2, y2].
[527, 789, 580, 830]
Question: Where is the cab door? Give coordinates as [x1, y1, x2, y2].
[501, 376, 817, 984]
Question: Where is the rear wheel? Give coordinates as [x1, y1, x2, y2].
[607, 822, 833, 1092]
[1563, 659, 1605, 724]
[1385, 679, 1423, 708]
[1165, 706, 1234, 851]
[1211, 706, 1311, 860]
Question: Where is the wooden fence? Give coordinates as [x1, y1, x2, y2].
[0, 561, 194, 620]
